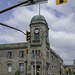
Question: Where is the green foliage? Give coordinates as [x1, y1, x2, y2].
[73, 72, 75, 74]
[60, 70, 62, 74]
[15, 70, 20, 75]
[68, 69, 71, 74]
[66, 71, 68, 75]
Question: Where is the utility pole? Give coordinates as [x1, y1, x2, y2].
[35, 51, 36, 75]
[0, 23, 26, 35]
[0, 0, 30, 14]
[42, 58, 43, 75]
[0, 0, 47, 14]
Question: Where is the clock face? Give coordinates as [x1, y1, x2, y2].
[35, 29, 39, 34]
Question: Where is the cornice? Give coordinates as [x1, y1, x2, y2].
[0, 42, 27, 50]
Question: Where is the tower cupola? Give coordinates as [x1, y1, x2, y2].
[31, 15, 46, 21]
[30, 15, 49, 46]
[30, 15, 48, 26]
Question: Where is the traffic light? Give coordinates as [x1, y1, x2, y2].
[26, 29, 30, 42]
[26, 48, 28, 55]
[56, 0, 67, 5]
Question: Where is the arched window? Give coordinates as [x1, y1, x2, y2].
[7, 63, 12, 73]
[34, 28, 39, 40]
[19, 63, 24, 73]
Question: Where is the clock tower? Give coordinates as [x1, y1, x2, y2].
[27, 15, 50, 75]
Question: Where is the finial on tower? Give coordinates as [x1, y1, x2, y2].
[39, 4, 40, 15]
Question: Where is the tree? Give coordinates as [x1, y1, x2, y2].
[68, 69, 71, 74]
[15, 70, 20, 75]
[73, 72, 75, 74]
[66, 71, 68, 75]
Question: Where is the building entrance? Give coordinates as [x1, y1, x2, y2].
[33, 65, 40, 75]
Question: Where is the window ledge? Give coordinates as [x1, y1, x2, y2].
[33, 40, 40, 42]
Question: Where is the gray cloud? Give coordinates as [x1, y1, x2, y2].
[50, 30, 75, 64]
[0, 0, 75, 65]
[50, 30, 75, 50]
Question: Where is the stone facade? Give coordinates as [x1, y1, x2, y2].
[0, 15, 64, 75]
[0, 43, 27, 75]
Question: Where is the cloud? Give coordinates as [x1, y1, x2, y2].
[50, 30, 75, 64]
[0, 0, 75, 65]
[8, 1, 11, 6]
[50, 13, 75, 33]
[0, 28, 26, 43]
[5, 5, 40, 31]
[50, 30, 75, 50]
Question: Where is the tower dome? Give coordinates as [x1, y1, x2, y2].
[31, 15, 46, 21]
[30, 15, 48, 25]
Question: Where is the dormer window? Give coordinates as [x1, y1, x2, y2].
[34, 28, 39, 40]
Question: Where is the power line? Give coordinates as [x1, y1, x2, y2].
[0, 0, 48, 14]
[0, 0, 30, 14]
[0, 23, 26, 35]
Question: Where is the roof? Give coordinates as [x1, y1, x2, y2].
[64, 65, 74, 68]
[0, 42, 27, 50]
[31, 15, 46, 21]
[30, 15, 48, 27]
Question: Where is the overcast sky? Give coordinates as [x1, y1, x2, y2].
[0, 0, 75, 65]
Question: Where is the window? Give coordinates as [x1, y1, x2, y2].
[38, 50, 40, 56]
[32, 50, 37, 56]
[8, 64, 12, 73]
[46, 51, 49, 57]
[8, 52, 12, 58]
[19, 51, 24, 57]
[32, 50, 40, 56]
[19, 63, 24, 73]
[32, 50, 34, 56]
[34, 28, 39, 40]
[35, 50, 37, 56]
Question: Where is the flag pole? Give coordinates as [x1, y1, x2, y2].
[35, 51, 36, 75]
[42, 53, 43, 75]
[39, 4, 40, 15]
[40, 52, 43, 75]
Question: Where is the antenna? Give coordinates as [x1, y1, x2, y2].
[39, 4, 40, 15]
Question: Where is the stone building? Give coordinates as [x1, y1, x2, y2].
[64, 59, 75, 74]
[0, 15, 64, 75]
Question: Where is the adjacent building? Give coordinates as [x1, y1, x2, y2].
[64, 59, 75, 74]
[0, 15, 64, 75]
